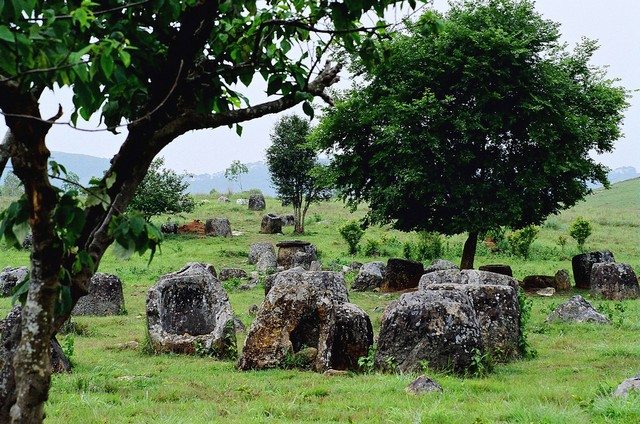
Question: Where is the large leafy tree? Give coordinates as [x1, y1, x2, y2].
[267, 114, 332, 234]
[0, 1, 410, 421]
[314, 0, 628, 269]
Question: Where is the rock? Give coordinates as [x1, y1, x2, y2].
[309, 261, 323, 272]
[160, 222, 178, 234]
[260, 213, 283, 234]
[546, 295, 610, 324]
[478, 264, 513, 277]
[280, 214, 295, 226]
[613, 373, 640, 397]
[256, 251, 278, 273]
[238, 270, 369, 372]
[572, 250, 615, 289]
[0, 267, 28, 297]
[352, 262, 386, 292]
[248, 304, 260, 316]
[264, 267, 305, 296]
[72, 273, 125, 316]
[146, 263, 237, 358]
[218, 195, 230, 203]
[323, 369, 349, 377]
[406, 375, 443, 394]
[276, 240, 314, 269]
[522, 275, 557, 290]
[21, 233, 33, 249]
[234, 317, 246, 333]
[292, 251, 316, 270]
[375, 289, 483, 374]
[248, 242, 275, 264]
[536, 287, 555, 297]
[236, 198, 247, 205]
[555, 269, 572, 291]
[219, 268, 248, 281]
[423, 270, 521, 361]
[248, 194, 266, 211]
[348, 262, 363, 272]
[380, 258, 425, 292]
[205, 217, 232, 237]
[590, 262, 640, 300]
[425, 259, 459, 274]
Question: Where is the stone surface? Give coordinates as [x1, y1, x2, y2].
[522, 275, 557, 290]
[219, 268, 248, 281]
[292, 251, 316, 270]
[478, 264, 513, 277]
[21, 233, 32, 249]
[260, 213, 283, 234]
[380, 258, 424, 292]
[424, 272, 521, 361]
[309, 261, 323, 272]
[239, 271, 369, 372]
[425, 259, 459, 274]
[280, 214, 295, 226]
[218, 195, 230, 203]
[352, 262, 386, 292]
[72, 273, 125, 316]
[590, 262, 640, 300]
[248, 242, 275, 264]
[613, 373, 640, 397]
[248, 194, 266, 211]
[276, 240, 313, 269]
[536, 287, 555, 297]
[555, 269, 572, 291]
[160, 222, 178, 234]
[146, 263, 237, 357]
[546, 295, 610, 324]
[375, 289, 483, 373]
[264, 267, 305, 296]
[205, 217, 232, 237]
[0, 266, 28, 297]
[236, 198, 247, 205]
[572, 250, 615, 289]
[406, 375, 443, 394]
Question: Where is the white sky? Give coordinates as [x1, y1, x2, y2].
[1, 0, 638, 174]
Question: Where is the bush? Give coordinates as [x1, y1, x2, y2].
[569, 216, 592, 251]
[403, 231, 443, 261]
[484, 227, 509, 253]
[339, 221, 364, 255]
[507, 225, 539, 258]
[362, 238, 382, 256]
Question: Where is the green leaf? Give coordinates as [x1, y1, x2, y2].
[100, 54, 114, 78]
[11, 221, 29, 245]
[11, 275, 30, 306]
[118, 50, 131, 67]
[235, 124, 243, 137]
[302, 101, 314, 120]
[0, 26, 14, 43]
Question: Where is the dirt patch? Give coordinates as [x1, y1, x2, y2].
[178, 220, 205, 235]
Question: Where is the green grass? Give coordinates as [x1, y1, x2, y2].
[0, 178, 639, 423]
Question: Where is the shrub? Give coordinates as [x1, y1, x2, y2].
[402, 241, 415, 260]
[415, 231, 443, 260]
[507, 225, 539, 258]
[569, 216, 592, 251]
[339, 221, 364, 255]
[362, 238, 382, 256]
[484, 227, 509, 252]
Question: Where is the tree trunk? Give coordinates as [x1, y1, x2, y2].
[460, 231, 479, 270]
[293, 205, 303, 234]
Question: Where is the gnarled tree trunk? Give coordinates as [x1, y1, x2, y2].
[460, 231, 479, 270]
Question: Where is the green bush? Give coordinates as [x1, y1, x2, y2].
[403, 231, 443, 261]
[362, 238, 382, 256]
[569, 216, 592, 251]
[339, 221, 364, 255]
[485, 226, 509, 252]
[507, 225, 539, 258]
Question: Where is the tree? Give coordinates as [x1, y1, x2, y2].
[267, 115, 332, 234]
[59, 171, 80, 193]
[313, 0, 628, 269]
[569, 216, 592, 251]
[224, 160, 249, 192]
[128, 157, 195, 220]
[0, 2, 409, 421]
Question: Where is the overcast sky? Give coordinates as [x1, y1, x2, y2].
[2, 0, 638, 174]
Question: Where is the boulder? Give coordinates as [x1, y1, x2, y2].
[248, 194, 266, 211]
[256, 251, 278, 273]
[146, 263, 237, 358]
[425, 259, 459, 274]
[248, 242, 275, 264]
[219, 268, 248, 281]
[375, 289, 483, 374]
[236, 198, 247, 206]
[351, 262, 385, 292]
[406, 375, 443, 394]
[264, 267, 305, 296]
[546, 295, 610, 324]
[238, 271, 369, 372]
[536, 287, 555, 297]
[590, 262, 640, 300]
[260, 214, 283, 234]
[72, 273, 125, 316]
[160, 222, 178, 234]
[613, 373, 640, 397]
[0, 267, 28, 297]
[572, 250, 615, 289]
[21, 233, 33, 249]
[217, 195, 230, 203]
[522, 275, 556, 290]
[478, 264, 513, 277]
[554, 269, 572, 291]
[276, 240, 315, 269]
[205, 217, 232, 237]
[422, 270, 521, 361]
[380, 258, 424, 292]
[292, 251, 316, 270]
[309, 261, 323, 272]
[280, 214, 295, 226]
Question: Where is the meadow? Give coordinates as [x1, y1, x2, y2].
[0, 178, 638, 423]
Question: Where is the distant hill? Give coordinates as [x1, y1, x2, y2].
[187, 161, 276, 196]
[607, 166, 640, 184]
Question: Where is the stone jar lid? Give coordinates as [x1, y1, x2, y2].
[276, 240, 311, 248]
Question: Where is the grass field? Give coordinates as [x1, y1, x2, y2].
[0, 178, 638, 423]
